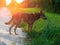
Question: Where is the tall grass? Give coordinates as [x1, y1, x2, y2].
[28, 13, 60, 45]
[17, 8, 60, 45]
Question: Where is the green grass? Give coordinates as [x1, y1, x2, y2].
[18, 8, 60, 45]
[8, 7, 40, 14]
[28, 12, 60, 45]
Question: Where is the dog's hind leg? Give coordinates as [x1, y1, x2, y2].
[14, 24, 18, 35]
[9, 24, 15, 34]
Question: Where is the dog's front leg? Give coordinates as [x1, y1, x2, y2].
[28, 24, 33, 32]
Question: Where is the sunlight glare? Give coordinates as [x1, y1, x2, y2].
[6, 0, 11, 6]
[15, 0, 24, 4]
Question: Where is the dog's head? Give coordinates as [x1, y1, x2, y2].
[40, 9, 47, 20]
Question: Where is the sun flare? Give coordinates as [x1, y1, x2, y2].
[15, 0, 24, 4]
[6, 0, 11, 6]
[6, 0, 24, 6]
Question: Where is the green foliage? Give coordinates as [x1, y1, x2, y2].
[40, 0, 60, 13]
[28, 13, 60, 45]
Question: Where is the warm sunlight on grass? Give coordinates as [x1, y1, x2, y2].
[5, 0, 40, 14]
[8, 8, 40, 14]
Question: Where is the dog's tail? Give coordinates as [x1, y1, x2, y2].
[5, 18, 13, 25]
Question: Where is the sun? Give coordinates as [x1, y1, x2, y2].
[6, 0, 24, 6]
[15, 0, 24, 4]
[6, 0, 11, 6]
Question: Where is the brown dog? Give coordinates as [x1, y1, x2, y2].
[5, 9, 47, 35]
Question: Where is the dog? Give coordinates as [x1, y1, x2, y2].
[5, 9, 47, 35]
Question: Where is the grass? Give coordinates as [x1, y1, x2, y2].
[8, 7, 40, 14]
[27, 12, 60, 45]
[17, 8, 60, 45]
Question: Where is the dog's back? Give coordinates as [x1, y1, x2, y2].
[12, 13, 35, 24]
